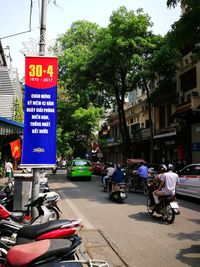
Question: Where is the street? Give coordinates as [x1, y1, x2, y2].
[48, 169, 200, 267]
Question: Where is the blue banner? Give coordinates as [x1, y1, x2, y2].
[22, 56, 58, 165]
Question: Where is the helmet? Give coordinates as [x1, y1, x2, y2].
[116, 164, 121, 169]
[159, 164, 167, 172]
[168, 164, 174, 170]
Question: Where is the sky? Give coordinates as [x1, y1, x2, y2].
[0, 0, 181, 78]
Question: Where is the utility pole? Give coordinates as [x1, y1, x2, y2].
[39, 0, 47, 56]
[32, 0, 47, 217]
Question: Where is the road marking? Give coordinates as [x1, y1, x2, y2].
[59, 191, 94, 229]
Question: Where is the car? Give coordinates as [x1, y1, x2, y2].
[91, 162, 106, 175]
[176, 163, 200, 199]
[66, 158, 92, 180]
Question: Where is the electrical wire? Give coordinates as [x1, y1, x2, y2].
[0, 0, 33, 40]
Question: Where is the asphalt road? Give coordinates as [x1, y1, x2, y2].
[49, 170, 200, 267]
[48, 169, 200, 267]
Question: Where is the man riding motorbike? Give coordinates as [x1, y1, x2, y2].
[102, 163, 115, 190]
[153, 164, 178, 207]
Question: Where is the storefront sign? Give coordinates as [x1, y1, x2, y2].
[191, 143, 200, 151]
[22, 56, 58, 165]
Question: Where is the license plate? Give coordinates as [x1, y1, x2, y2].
[120, 193, 126, 198]
[170, 202, 179, 209]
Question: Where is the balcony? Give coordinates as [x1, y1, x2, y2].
[129, 128, 151, 142]
[173, 93, 200, 117]
[154, 126, 177, 139]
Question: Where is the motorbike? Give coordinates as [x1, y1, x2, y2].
[39, 191, 61, 220]
[0, 194, 59, 229]
[38, 259, 109, 267]
[146, 182, 180, 224]
[52, 165, 58, 174]
[0, 204, 83, 247]
[0, 236, 82, 266]
[0, 176, 61, 221]
[108, 180, 127, 203]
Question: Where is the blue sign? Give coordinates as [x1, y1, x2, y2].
[22, 56, 58, 165]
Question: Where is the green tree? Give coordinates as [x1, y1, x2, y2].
[55, 21, 104, 157]
[166, 0, 200, 59]
[14, 96, 24, 123]
[85, 7, 159, 159]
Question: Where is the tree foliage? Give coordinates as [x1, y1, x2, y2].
[166, 0, 200, 59]
[14, 96, 24, 123]
[55, 21, 104, 157]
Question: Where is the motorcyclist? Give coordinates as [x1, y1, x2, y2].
[102, 162, 115, 189]
[110, 164, 124, 192]
[153, 164, 178, 206]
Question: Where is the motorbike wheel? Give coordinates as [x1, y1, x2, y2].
[147, 198, 154, 215]
[127, 179, 132, 192]
[143, 188, 148, 197]
[48, 207, 60, 220]
[163, 203, 175, 224]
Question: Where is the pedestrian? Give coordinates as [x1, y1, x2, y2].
[137, 162, 148, 191]
[5, 159, 13, 184]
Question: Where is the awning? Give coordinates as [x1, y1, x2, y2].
[127, 158, 146, 164]
[0, 117, 23, 135]
[154, 131, 176, 139]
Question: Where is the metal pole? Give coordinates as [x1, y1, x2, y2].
[39, 0, 47, 56]
[32, 0, 47, 217]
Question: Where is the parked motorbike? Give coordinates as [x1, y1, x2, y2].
[52, 165, 58, 174]
[0, 194, 56, 227]
[146, 183, 180, 224]
[39, 191, 61, 220]
[0, 176, 61, 221]
[0, 236, 82, 266]
[0, 211, 83, 247]
[38, 259, 109, 267]
[108, 181, 127, 203]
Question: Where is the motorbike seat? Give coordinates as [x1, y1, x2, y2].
[7, 237, 81, 266]
[115, 182, 126, 187]
[158, 195, 176, 202]
[17, 219, 82, 239]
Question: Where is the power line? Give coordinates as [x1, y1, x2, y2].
[0, 0, 33, 40]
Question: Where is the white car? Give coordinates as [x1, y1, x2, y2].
[176, 163, 200, 199]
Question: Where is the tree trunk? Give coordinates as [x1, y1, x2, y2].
[143, 80, 154, 163]
[114, 89, 132, 159]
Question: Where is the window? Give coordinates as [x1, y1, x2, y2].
[180, 67, 197, 92]
[159, 105, 165, 128]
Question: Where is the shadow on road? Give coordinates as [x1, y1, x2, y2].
[128, 211, 167, 225]
[176, 245, 200, 267]
[168, 230, 200, 241]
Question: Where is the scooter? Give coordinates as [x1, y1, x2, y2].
[0, 194, 58, 234]
[0, 178, 61, 221]
[146, 183, 180, 224]
[38, 260, 109, 267]
[108, 181, 127, 203]
[0, 206, 83, 247]
[39, 191, 62, 220]
[0, 236, 82, 266]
